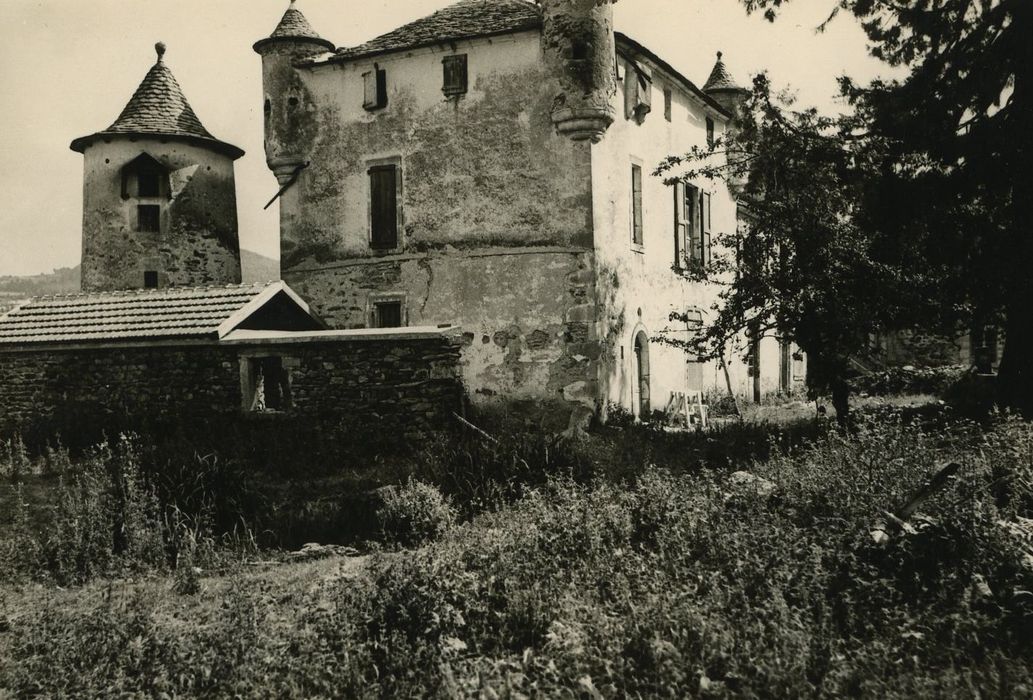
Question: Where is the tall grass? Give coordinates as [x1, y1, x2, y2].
[3, 415, 1031, 697]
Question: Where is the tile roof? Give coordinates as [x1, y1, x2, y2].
[0, 283, 286, 345]
[254, 1, 335, 52]
[320, 0, 540, 63]
[703, 52, 744, 93]
[70, 44, 244, 159]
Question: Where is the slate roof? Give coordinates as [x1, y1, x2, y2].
[70, 44, 244, 159]
[317, 0, 540, 63]
[0, 283, 301, 345]
[703, 52, 745, 93]
[254, 0, 335, 52]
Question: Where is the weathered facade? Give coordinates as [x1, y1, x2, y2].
[254, 0, 804, 422]
[0, 284, 463, 438]
[71, 43, 244, 292]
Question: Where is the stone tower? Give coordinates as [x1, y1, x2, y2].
[70, 43, 244, 292]
[253, 0, 334, 185]
[539, 0, 618, 143]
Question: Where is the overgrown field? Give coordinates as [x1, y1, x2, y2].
[2, 408, 1032, 697]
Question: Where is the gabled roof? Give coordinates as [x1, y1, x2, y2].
[0, 282, 323, 346]
[253, 0, 335, 53]
[616, 34, 731, 120]
[70, 43, 244, 160]
[703, 51, 745, 93]
[309, 0, 540, 65]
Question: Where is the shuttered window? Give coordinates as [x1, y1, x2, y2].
[442, 54, 468, 96]
[363, 66, 388, 110]
[369, 164, 399, 250]
[706, 117, 715, 149]
[631, 165, 644, 246]
[674, 182, 687, 266]
[701, 191, 713, 266]
[137, 204, 160, 233]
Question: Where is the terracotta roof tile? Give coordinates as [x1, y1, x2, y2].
[703, 52, 744, 93]
[0, 283, 277, 345]
[326, 0, 540, 62]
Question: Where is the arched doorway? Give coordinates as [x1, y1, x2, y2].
[633, 331, 651, 419]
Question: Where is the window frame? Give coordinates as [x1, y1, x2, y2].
[367, 292, 408, 329]
[631, 162, 644, 250]
[363, 65, 388, 111]
[137, 204, 161, 233]
[239, 354, 294, 414]
[367, 157, 403, 252]
[442, 54, 468, 97]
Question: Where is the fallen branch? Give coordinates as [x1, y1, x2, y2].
[452, 412, 500, 445]
[870, 461, 961, 545]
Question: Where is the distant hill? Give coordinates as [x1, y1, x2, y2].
[241, 249, 280, 284]
[0, 266, 81, 313]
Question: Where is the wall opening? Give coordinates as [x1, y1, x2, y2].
[633, 330, 651, 419]
[242, 356, 292, 413]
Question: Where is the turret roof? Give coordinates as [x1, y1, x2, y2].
[70, 43, 244, 159]
[703, 51, 745, 93]
[254, 0, 335, 52]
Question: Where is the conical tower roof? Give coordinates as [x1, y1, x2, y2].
[254, 0, 335, 53]
[703, 52, 745, 93]
[71, 43, 243, 159]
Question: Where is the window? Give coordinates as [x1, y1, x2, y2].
[631, 164, 644, 247]
[442, 54, 468, 96]
[244, 356, 292, 413]
[138, 170, 160, 198]
[624, 61, 652, 123]
[373, 301, 403, 328]
[664, 88, 673, 121]
[701, 191, 713, 266]
[674, 185, 713, 271]
[143, 270, 158, 289]
[706, 117, 715, 149]
[369, 163, 400, 249]
[363, 65, 388, 110]
[137, 204, 160, 233]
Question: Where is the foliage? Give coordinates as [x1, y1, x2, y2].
[3, 415, 1032, 697]
[853, 363, 967, 396]
[376, 478, 457, 548]
[738, 0, 1033, 412]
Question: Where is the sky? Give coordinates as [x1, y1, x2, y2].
[0, 0, 897, 277]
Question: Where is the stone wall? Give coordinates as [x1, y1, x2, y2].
[0, 333, 463, 440]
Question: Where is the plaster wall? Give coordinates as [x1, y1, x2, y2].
[285, 248, 600, 419]
[272, 31, 594, 268]
[591, 55, 795, 416]
[80, 138, 241, 291]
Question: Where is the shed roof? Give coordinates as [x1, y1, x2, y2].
[0, 282, 321, 346]
[70, 43, 244, 160]
[309, 0, 539, 64]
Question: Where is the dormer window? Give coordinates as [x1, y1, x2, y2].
[442, 54, 468, 97]
[363, 65, 388, 111]
[623, 60, 652, 123]
[120, 152, 169, 200]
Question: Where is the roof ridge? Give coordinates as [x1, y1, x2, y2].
[33, 281, 271, 302]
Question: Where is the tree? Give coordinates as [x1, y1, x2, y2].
[657, 75, 917, 424]
[741, 0, 1033, 411]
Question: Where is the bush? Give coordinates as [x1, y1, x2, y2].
[376, 478, 456, 548]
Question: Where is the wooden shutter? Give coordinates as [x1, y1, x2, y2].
[370, 165, 398, 249]
[632, 165, 643, 245]
[687, 185, 701, 266]
[363, 67, 388, 110]
[673, 182, 686, 267]
[443, 54, 468, 96]
[701, 191, 713, 266]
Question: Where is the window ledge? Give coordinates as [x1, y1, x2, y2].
[630, 244, 645, 254]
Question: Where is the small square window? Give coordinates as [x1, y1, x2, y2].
[137, 204, 160, 233]
[442, 54, 468, 96]
[143, 270, 158, 289]
[373, 301, 403, 328]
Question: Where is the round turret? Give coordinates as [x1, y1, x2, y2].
[703, 51, 749, 121]
[254, 0, 335, 183]
[70, 43, 243, 292]
[539, 0, 618, 143]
